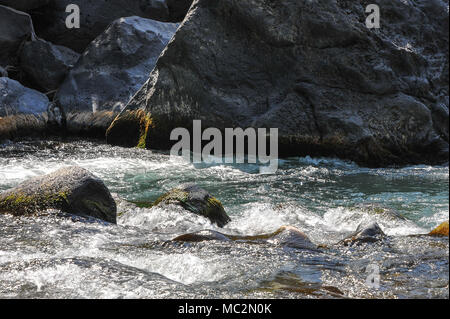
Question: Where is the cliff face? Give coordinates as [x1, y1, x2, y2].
[107, 0, 449, 167]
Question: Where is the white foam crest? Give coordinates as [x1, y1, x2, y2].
[322, 207, 427, 237]
[118, 204, 217, 234]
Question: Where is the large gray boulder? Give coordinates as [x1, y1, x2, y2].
[31, 0, 180, 52]
[0, 166, 117, 223]
[0, 77, 49, 117]
[0, 0, 49, 11]
[0, 5, 36, 67]
[107, 0, 449, 167]
[56, 16, 178, 116]
[20, 39, 80, 92]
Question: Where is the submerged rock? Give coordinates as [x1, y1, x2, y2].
[0, 166, 117, 223]
[56, 16, 177, 136]
[429, 221, 449, 237]
[0, 77, 49, 117]
[20, 39, 79, 92]
[340, 222, 386, 246]
[0, 5, 36, 66]
[154, 184, 231, 227]
[107, 0, 449, 167]
[173, 225, 317, 250]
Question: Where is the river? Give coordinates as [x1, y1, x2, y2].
[0, 139, 448, 298]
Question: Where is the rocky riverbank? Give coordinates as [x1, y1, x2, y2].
[0, 0, 448, 167]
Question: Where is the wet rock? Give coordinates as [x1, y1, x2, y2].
[107, 0, 449, 167]
[173, 225, 317, 250]
[173, 230, 231, 242]
[20, 39, 79, 92]
[0, 77, 49, 117]
[340, 222, 386, 246]
[429, 221, 449, 237]
[31, 0, 178, 53]
[56, 16, 177, 135]
[154, 184, 231, 227]
[0, 5, 36, 66]
[266, 226, 316, 250]
[0, 166, 117, 223]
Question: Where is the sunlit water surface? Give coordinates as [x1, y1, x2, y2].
[0, 139, 448, 298]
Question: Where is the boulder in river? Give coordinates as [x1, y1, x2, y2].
[0, 5, 36, 66]
[340, 222, 386, 246]
[154, 184, 231, 227]
[106, 0, 449, 167]
[20, 39, 80, 92]
[0, 166, 117, 223]
[56, 16, 178, 136]
[429, 221, 449, 237]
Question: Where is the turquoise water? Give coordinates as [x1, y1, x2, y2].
[0, 139, 448, 298]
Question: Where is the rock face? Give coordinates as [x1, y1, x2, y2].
[429, 221, 449, 237]
[56, 17, 178, 117]
[107, 0, 449, 167]
[0, 5, 36, 66]
[20, 39, 80, 92]
[0, 166, 117, 223]
[31, 0, 181, 53]
[154, 184, 231, 227]
[0, 77, 49, 117]
[340, 222, 386, 246]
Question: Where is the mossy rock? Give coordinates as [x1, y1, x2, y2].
[106, 109, 152, 149]
[429, 221, 449, 237]
[0, 166, 117, 223]
[154, 184, 231, 227]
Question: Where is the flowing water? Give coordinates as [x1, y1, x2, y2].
[0, 139, 448, 299]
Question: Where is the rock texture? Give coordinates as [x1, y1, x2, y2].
[0, 166, 117, 223]
[56, 16, 178, 116]
[0, 0, 49, 12]
[20, 39, 80, 92]
[31, 0, 183, 52]
[0, 5, 36, 66]
[154, 184, 231, 227]
[0, 77, 49, 117]
[107, 0, 449, 167]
